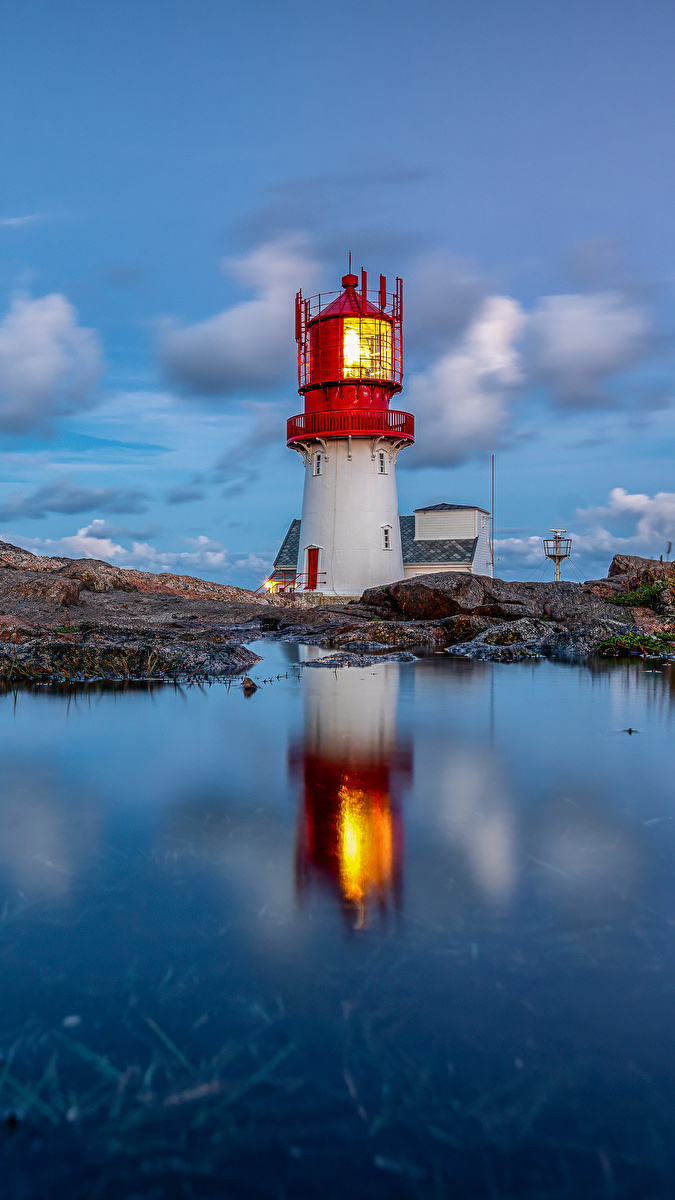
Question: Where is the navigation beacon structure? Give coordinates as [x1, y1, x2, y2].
[283, 267, 412, 596]
[268, 264, 493, 598]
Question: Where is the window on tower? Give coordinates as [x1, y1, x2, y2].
[383, 526, 391, 550]
[314, 453, 322, 476]
[342, 318, 393, 380]
[378, 451, 387, 475]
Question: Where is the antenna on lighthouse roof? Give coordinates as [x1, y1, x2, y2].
[348, 251, 352, 273]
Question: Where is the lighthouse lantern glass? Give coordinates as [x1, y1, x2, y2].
[342, 318, 393, 380]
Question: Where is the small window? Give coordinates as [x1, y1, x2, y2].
[383, 526, 391, 550]
[314, 453, 322, 476]
[378, 450, 387, 475]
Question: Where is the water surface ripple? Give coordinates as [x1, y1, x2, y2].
[1, 645, 674, 1198]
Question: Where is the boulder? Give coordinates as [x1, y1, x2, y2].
[5, 574, 83, 607]
[439, 614, 504, 644]
[324, 620, 447, 651]
[56, 558, 272, 602]
[360, 572, 619, 627]
[446, 615, 635, 662]
[583, 577, 628, 601]
[607, 554, 675, 584]
[654, 587, 675, 617]
[481, 618, 555, 645]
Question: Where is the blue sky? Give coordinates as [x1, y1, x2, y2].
[1, 0, 675, 584]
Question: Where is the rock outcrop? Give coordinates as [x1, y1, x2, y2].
[354, 568, 674, 660]
[359, 572, 620, 626]
[0, 631, 262, 683]
[607, 554, 675, 583]
[445, 615, 635, 662]
[1, 540, 672, 675]
[0, 541, 277, 603]
[0, 541, 276, 681]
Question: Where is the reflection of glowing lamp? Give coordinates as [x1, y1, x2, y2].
[291, 751, 410, 928]
[262, 579, 277, 593]
[338, 785, 394, 926]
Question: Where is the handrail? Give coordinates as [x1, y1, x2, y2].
[302, 289, 399, 321]
[260, 571, 327, 596]
[287, 408, 414, 445]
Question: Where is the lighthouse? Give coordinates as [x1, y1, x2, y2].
[283, 267, 414, 597]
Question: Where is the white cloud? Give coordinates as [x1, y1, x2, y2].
[0, 294, 103, 432]
[73, 518, 162, 542]
[159, 236, 321, 397]
[493, 535, 545, 568]
[528, 291, 651, 407]
[0, 214, 45, 228]
[574, 487, 675, 554]
[10, 527, 272, 580]
[406, 295, 526, 467]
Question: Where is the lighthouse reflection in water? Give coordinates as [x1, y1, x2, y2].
[290, 663, 411, 928]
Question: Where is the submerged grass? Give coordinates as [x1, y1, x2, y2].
[1, 932, 672, 1199]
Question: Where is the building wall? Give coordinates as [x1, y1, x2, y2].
[411, 507, 493, 577]
[297, 438, 405, 595]
[473, 514, 493, 576]
[415, 509, 478, 539]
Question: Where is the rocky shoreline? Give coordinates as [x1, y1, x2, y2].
[0, 541, 673, 681]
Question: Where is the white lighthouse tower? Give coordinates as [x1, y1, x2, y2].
[284, 268, 414, 597]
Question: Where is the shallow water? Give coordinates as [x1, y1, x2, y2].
[1, 644, 675, 1198]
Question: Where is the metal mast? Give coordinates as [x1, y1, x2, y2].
[543, 529, 572, 582]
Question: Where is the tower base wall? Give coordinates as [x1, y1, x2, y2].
[298, 438, 405, 596]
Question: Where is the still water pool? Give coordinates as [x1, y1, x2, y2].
[1, 643, 675, 1198]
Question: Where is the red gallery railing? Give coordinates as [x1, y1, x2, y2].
[286, 408, 415, 446]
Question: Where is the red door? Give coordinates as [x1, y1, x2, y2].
[306, 547, 319, 591]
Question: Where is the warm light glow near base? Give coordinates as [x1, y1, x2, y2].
[337, 783, 394, 923]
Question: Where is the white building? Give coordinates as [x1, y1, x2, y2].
[271, 501, 493, 596]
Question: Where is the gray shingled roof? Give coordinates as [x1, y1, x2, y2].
[272, 514, 478, 571]
[399, 515, 476, 565]
[414, 502, 489, 514]
[273, 518, 301, 570]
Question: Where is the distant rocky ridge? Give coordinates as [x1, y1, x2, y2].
[0, 540, 279, 605]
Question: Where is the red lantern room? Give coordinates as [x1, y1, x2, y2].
[287, 267, 414, 448]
